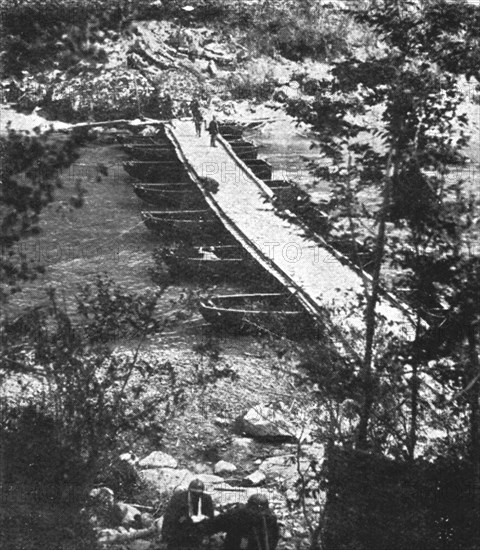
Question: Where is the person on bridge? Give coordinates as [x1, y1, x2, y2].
[204, 494, 280, 550]
[162, 479, 215, 550]
[162, 93, 175, 120]
[208, 116, 219, 147]
[190, 98, 204, 137]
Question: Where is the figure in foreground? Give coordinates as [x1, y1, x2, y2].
[205, 494, 280, 550]
[162, 479, 215, 550]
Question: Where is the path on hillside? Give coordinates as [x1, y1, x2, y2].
[168, 120, 415, 355]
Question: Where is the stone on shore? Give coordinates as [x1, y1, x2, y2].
[140, 468, 196, 496]
[236, 405, 295, 440]
[138, 451, 178, 469]
[214, 460, 237, 475]
[243, 470, 266, 487]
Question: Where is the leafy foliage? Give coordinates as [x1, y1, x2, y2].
[179, 0, 364, 60]
[284, 1, 480, 545]
[1, 0, 163, 77]
[226, 69, 277, 102]
[75, 274, 162, 343]
[1, 277, 177, 472]
[285, 0, 479, 447]
[247, 0, 354, 61]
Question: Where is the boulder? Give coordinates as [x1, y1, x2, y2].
[214, 461, 237, 475]
[192, 462, 213, 475]
[138, 451, 178, 469]
[236, 405, 295, 440]
[243, 470, 266, 487]
[140, 468, 196, 496]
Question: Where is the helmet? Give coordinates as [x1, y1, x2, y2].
[188, 479, 205, 494]
[247, 494, 269, 510]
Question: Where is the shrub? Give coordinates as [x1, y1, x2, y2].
[75, 274, 162, 342]
[226, 59, 277, 101]
[1, 0, 164, 76]
[1, 277, 182, 475]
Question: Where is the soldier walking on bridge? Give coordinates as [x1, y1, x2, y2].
[190, 98, 204, 137]
[208, 115, 219, 147]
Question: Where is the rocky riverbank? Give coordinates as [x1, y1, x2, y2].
[83, 405, 325, 550]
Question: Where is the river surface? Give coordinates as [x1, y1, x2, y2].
[2, 96, 479, 321]
[246, 98, 480, 205]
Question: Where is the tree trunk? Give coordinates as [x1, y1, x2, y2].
[467, 325, 480, 537]
[357, 149, 395, 449]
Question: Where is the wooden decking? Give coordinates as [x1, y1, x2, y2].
[168, 120, 415, 355]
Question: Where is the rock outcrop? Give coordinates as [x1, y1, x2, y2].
[138, 451, 178, 469]
[243, 470, 266, 487]
[236, 405, 295, 440]
[213, 460, 237, 474]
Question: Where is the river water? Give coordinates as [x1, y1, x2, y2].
[245, 99, 480, 205]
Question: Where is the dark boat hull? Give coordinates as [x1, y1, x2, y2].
[232, 147, 258, 161]
[134, 184, 205, 207]
[165, 254, 247, 281]
[115, 126, 168, 143]
[229, 141, 258, 160]
[142, 210, 226, 243]
[244, 159, 273, 181]
[265, 179, 291, 190]
[124, 145, 178, 161]
[199, 293, 312, 338]
[161, 245, 267, 282]
[120, 137, 171, 148]
[124, 161, 190, 183]
[229, 140, 255, 148]
[219, 124, 244, 140]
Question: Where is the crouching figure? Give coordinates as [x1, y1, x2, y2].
[162, 479, 215, 550]
[205, 494, 280, 550]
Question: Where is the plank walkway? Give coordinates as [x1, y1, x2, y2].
[168, 120, 415, 355]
